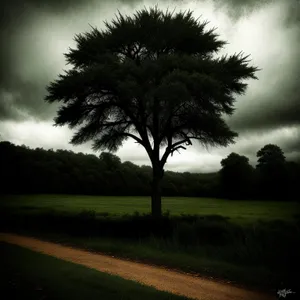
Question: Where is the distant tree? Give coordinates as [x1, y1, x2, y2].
[0, 142, 14, 193]
[1, 141, 226, 198]
[256, 144, 286, 169]
[99, 152, 122, 171]
[45, 7, 259, 216]
[285, 161, 300, 201]
[161, 172, 179, 196]
[122, 161, 140, 171]
[220, 152, 254, 199]
[256, 144, 287, 199]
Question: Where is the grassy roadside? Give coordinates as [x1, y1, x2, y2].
[1, 201, 299, 294]
[3, 228, 286, 294]
[0, 242, 189, 300]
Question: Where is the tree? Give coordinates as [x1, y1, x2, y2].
[99, 152, 121, 171]
[257, 144, 286, 169]
[285, 161, 300, 201]
[220, 152, 254, 199]
[45, 7, 259, 216]
[256, 144, 286, 199]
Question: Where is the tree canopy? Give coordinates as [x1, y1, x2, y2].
[220, 153, 254, 199]
[1, 141, 299, 201]
[257, 144, 286, 169]
[256, 144, 288, 200]
[45, 6, 259, 216]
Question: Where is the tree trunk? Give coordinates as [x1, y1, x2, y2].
[151, 162, 163, 217]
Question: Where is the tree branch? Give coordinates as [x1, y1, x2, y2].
[158, 102, 188, 144]
[171, 145, 186, 156]
[160, 120, 173, 168]
[170, 138, 188, 149]
[160, 133, 196, 166]
[123, 133, 144, 145]
[115, 99, 153, 158]
[102, 120, 131, 127]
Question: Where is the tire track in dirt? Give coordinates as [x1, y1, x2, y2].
[0, 233, 275, 300]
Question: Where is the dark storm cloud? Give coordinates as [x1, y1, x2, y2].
[0, 0, 299, 131]
[212, 0, 273, 19]
[0, 0, 132, 121]
[209, 0, 300, 134]
[229, 68, 300, 132]
[284, 129, 300, 156]
[1, 0, 88, 16]
[0, 76, 58, 121]
[228, 0, 300, 133]
[0, 0, 96, 121]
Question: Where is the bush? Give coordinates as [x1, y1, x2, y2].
[1, 209, 299, 278]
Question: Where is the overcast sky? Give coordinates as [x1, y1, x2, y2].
[0, 0, 299, 173]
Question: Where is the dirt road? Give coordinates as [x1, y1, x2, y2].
[0, 233, 275, 300]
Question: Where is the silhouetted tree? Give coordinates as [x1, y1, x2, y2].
[285, 161, 300, 201]
[256, 144, 287, 199]
[45, 7, 258, 215]
[257, 144, 286, 169]
[2, 141, 300, 201]
[0, 141, 216, 197]
[99, 152, 122, 171]
[220, 152, 254, 199]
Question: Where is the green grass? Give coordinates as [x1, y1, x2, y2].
[0, 242, 189, 300]
[15, 231, 280, 292]
[1, 194, 298, 223]
[1, 194, 299, 293]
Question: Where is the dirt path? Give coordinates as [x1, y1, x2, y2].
[0, 233, 275, 300]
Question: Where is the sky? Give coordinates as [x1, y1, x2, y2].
[0, 0, 299, 173]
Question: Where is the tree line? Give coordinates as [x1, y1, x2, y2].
[219, 144, 300, 201]
[1, 141, 299, 200]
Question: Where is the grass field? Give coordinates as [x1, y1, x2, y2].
[1, 194, 299, 222]
[1, 194, 299, 292]
[0, 242, 188, 300]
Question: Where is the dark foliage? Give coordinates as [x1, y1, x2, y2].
[256, 144, 291, 200]
[0, 141, 219, 197]
[1, 209, 299, 290]
[45, 7, 259, 216]
[1, 141, 299, 200]
[219, 146, 300, 201]
[219, 152, 255, 199]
